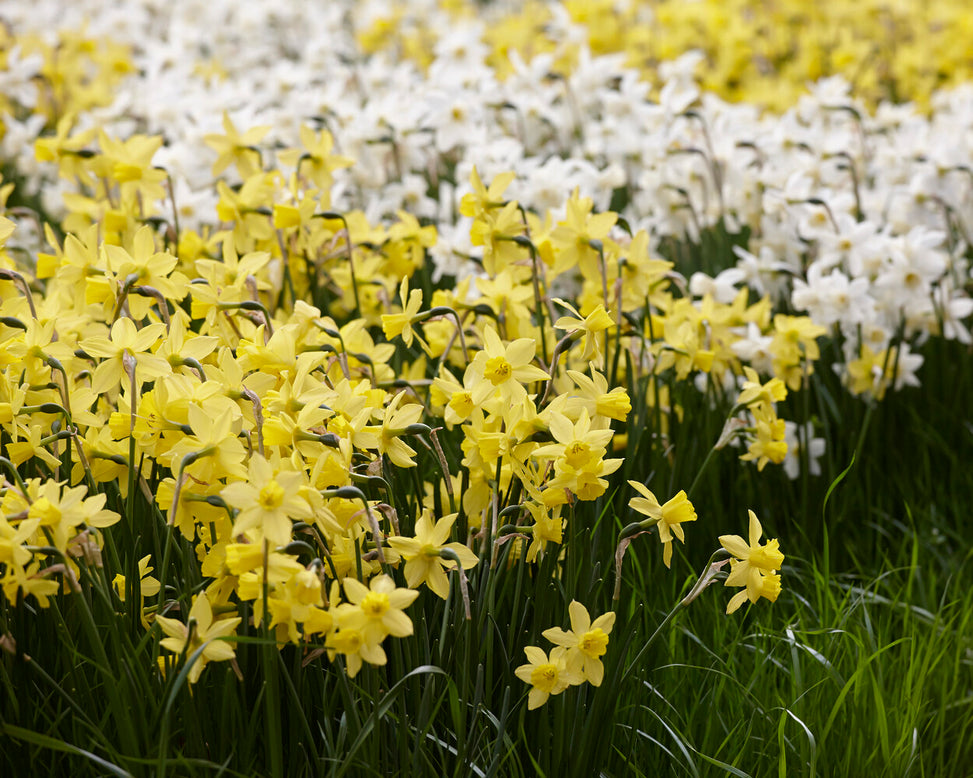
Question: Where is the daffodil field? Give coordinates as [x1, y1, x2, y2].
[1, 1, 972, 775]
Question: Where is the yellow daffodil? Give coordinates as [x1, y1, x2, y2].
[278, 125, 353, 192]
[386, 511, 478, 599]
[0, 561, 61, 608]
[719, 510, 785, 614]
[627, 482, 697, 567]
[564, 369, 631, 422]
[381, 276, 424, 349]
[325, 597, 389, 678]
[156, 592, 242, 683]
[80, 317, 171, 395]
[469, 200, 528, 275]
[339, 574, 418, 643]
[535, 407, 614, 472]
[221, 455, 313, 545]
[113, 554, 161, 628]
[542, 601, 616, 687]
[550, 191, 617, 278]
[740, 405, 788, 472]
[736, 366, 787, 410]
[459, 166, 515, 221]
[204, 111, 270, 179]
[515, 645, 584, 710]
[469, 325, 549, 405]
[523, 500, 564, 563]
[553, 299, 615, 367]
[359, 390, 424, 468]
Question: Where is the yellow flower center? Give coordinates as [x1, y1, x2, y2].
[448, 391, 475, 418]
[114, 162, 144, 182]
[661, 495, 695, 525]
[332, 629, 363, 653]
[563, 440, 592, 469]
[756, 572, 782, 602]
[579, 628, 609, 658]
[749, 539, 784, 571]
[328, 415, 353, 437]
[530, 663, 559, 693]
[484, 355, 512, 385]
[292, 570, 321, 605]
[361, 591, 390, 618]
[258, 480, 285, 510]
[575, 470, 607, 502]
[29, 497, 62, 525]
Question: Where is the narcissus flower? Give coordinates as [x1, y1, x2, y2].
[719, 510, 785, 614]
[156, 592, 242, 683]
[339, 574, 418, 643]
[469, 325, 550, 405]
[736, 366, 787, 410]
[221, 455, 313, 545]
[553, 298, 615, 367]
[80, 317, 171, 394]
[740, 405, 788, 472]
[381, 276, 424, 349]
[515, 645, 584, 710]
[204, 111, 269, 179]
[523, 500, 564, 563]
[278, 124, 353, 191]
[542, 601, 616, 686]
[627, 482, 697, 567]
[459, 166, 515, 221]
[564, 369, 631, 422]
[386, 511, 478, 599]
[359, 390, 425, 468]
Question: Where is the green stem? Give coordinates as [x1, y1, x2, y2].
[686, 444, 719, 501]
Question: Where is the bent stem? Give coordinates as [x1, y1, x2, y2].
[620, 548, 728, 685]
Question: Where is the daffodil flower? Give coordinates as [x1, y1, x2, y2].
[627, 481, 697, 567]
[358, 390, 425, 468]
[386, 511, 478, 599]
[553, 298, 615, 367]
[514, 645, 584, 710]
[80, 317, 171, 394]
[719, 510, 785, 614]
[278, 125, 353, 191]
[204, 111, 270, 179]
[740, 404, 788, 471]
[459, 166, 515, 221]
[542, 601, 616, 687]
[156, 592, 242, 683]
[339, 574, 418, 643]
[221, 454, 313, 545]
[565, 369, 631, 422]
[735, 366, 787, 411]
[381, 276, 424, 349]
[468, 325, 549, 405]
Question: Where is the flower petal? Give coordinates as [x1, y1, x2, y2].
[568, 600, 591, 633]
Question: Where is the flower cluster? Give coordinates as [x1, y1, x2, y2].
[719, 511, 785, 615]
[0, 477, 119, 607]
[516, 601, 615, 709]
[0, 2, 968, 407]
[1, 0, 968, 701]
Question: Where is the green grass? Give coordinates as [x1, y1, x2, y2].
[607, 539, 973, 777]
